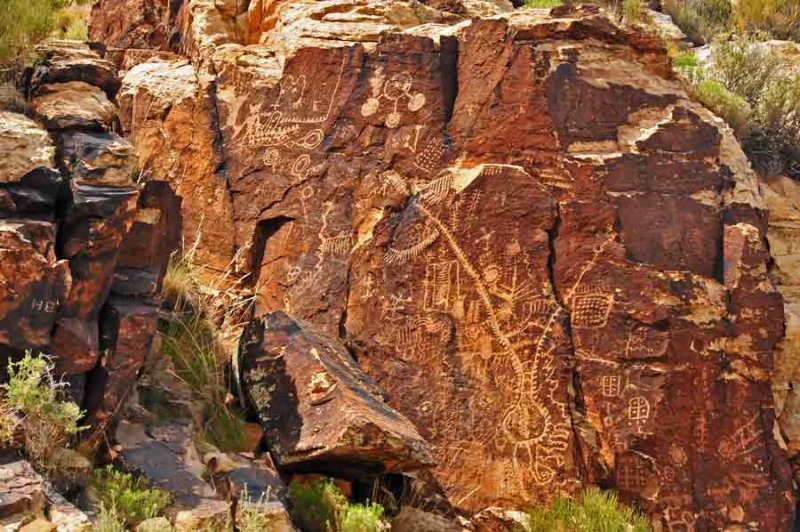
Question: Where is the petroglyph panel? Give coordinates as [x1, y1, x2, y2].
[348, 163, 574, 508]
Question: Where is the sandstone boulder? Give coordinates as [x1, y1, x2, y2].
[82, 297, 160, 442]
[0, 461, 46, 521]
[239, 311, 435, 474]
[31, 82, 117, 131]
[30, 42, 120, 98]
[0, 221, 69, 369]
[89, 0, 176, 50]
[117, 58, 235, 272]
[87, 0, 798, 527]
[0, 113, 55, 185]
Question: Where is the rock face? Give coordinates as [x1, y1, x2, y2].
[240, 311, 435, 473]
[88, 0, 795, 528]
[0, 41, 178, 443]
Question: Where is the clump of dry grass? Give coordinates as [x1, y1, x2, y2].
[158, 235, 255, 451]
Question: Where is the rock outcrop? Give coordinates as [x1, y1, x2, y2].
[47, 0, 800, 528]
[0, 41, 179, 441]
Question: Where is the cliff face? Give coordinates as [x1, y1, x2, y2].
[4, 0, 797, 529]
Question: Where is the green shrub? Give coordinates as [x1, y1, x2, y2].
[663, 0, 732, 44]
[0, 352, 84, 472]
[288, 477, 386, 532]
[339, 501, 385, 532]
[710, 37, 781, 105]
[157, 246, 254, 452]
[526, 488, 650, 532]
[90, 466, 170, 527]
[289, 478, 344, 531]
[623, 0, 645, 23]
[693, 78, 753, 133]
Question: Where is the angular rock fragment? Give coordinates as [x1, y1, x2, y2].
[239, 311, 435, 474]
[0, 461, 46, 520]
[30, 42, 121, 98]
[0, 221, 69, 368]
[115, 421, 230, 530]
[112, 180, 182, 298]
[0, 113, 55, 185]
[59, 131, 136, 188]
[32, 82, 116, 131]
[45, 488, 92, 532]
[52, 183, 139, 375]
[82, 297, 159, 442]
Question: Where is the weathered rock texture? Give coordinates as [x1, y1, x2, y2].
[240, 311, 435, 473]
[0, 41, 179, 442]
[91, 0, 796, 528]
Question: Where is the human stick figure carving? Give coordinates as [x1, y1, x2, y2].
[361, 72, 426, 129]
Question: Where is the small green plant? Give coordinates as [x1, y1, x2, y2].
[733, 0, 800, 40]
[288, 477, 386, 532]
[90, 466, 170, 527]
[693, 79, 752, 132]
[622, 0, 644, 23]
[289, 478, 344, 531]
[338, 501, 385, 532]
[663, 0, 732, 44]
[96, 503, 127, 532]
[526, 488, 651, 532]
[0, 352, 84, 472]
[237, 490, 277, 532]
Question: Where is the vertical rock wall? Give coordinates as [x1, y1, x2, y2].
[88, 0, 798, 528]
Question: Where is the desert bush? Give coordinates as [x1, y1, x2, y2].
[733, 0, 800, 41]
[692, 79, 753, 132]
[338, 501, 386, 532]
[526, 488, 650, 532]
[710, 37, 781, 105]
[623, 0, 645, 23]
[288, 477, 386, 532]
[700, 37, 800, 177]
[0, 352, 84, 472]
[89, 466, 170, 527]
[663, 0, 732, 44]
[51, 3, 89, 40]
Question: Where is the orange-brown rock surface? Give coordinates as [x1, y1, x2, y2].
[0, 41, 179, 441]
[83, 1, 798, 528]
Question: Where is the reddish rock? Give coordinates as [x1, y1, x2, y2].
[52, 184, 139, 375]
[0, 461, 46, 520]
[112, 180, 182, 298]
[0, 221, 69, 371]
[117, 58, 235, 273]
[239, 311, 436, 474]
[82, 297, 160, 442]
[89, 0, 176, 50]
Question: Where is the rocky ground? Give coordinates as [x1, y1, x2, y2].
[1, 0, 800, 530]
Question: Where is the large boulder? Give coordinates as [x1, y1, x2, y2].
[240, 311, 435, 474]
